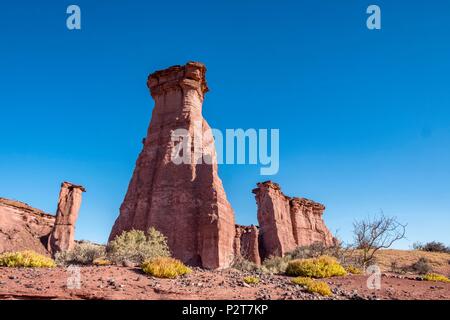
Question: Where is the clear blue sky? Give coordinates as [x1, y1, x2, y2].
[1, 0, 449, 248]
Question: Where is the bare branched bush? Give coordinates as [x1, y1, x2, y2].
[353, 213, 407, 269]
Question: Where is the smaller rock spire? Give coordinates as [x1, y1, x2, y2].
[47, 182, 85, 254]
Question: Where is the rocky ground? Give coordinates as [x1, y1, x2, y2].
[0, 266, 449, 300]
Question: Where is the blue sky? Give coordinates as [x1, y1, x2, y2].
[1, 0, 449, 248]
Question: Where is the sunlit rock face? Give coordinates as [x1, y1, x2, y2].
[109, 62, 236, 269]
[254, 181, 335, 260]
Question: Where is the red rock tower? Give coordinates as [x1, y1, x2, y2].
[253, 181, 335, 259]
[109, 62, 236, 269]
[48, 182, 85, 254]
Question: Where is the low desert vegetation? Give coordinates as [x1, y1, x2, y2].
[285, 256, 347, 278]
[141, 257, 191, 279]
[93, 258, 112, 266]
[261, 255, 291, 274]
[345, 265, 363, 275]
[243, 276, 260, 285]
[423, 273, 450, 283]
[260, 242, 349, 275]
[413, 241, 450, 254]
[372, 249, 450, 275]
[291, 277, 332, 296]
[0, 250, 56, 268]
[289, 242, 328, 259]
[410, 257, 433, 275]
[55, 241, 106, 266]
[232, 256, 260, 273]
[107, 228, 171, 265]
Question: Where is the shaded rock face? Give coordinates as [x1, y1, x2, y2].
[0, 198, 55, 255]
[109, 62, 236, 269]
[234, 225, 261, 265]
[48, 182, 86, 254]
[253, 181, 334, 260]
[253, 182, 297, 258]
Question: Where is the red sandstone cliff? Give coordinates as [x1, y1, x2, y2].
[0, 182, 84, 256]
[253, 181, 335, 259]
[109, 62, 236, 269]
[0, 198, 55, 255]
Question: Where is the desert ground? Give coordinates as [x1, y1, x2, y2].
[1, 250, 449, 300]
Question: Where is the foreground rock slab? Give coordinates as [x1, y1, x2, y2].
[1, 266, 448, 300]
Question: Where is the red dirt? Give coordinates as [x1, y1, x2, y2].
[0, 266, 448, 300]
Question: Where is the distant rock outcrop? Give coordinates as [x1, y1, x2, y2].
[109, 62, 236, 269]
[253, 181, 335, 260]
[0, 198, 55, 255]
[234, 225, 261, 265]
[47, 182, 86, 254]
[0, 182, 84, 256]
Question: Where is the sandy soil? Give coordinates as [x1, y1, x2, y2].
[0, 266, 449, 300]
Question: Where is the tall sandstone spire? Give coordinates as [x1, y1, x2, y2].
[109, 62, 236, 269]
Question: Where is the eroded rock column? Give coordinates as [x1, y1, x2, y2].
[253, 181, 297, 259]
[254, 181, 335, 260]
[109, 62, 236, 269]
[48, 182, 85, 254]
[234, 225, 261, 265]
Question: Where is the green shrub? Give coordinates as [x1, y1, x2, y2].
[261, 255, 291, 274]
[243, 276, 260, 285]
[291, 277, 332, 296]
[286, 255, 347, 278]
[107, 228, 171, 265]
[232, 256, 260, 272]
[55, 241, 106, 265]
[423, 273, 450, 283]
[0, 250, 56, 268]
[289, 242, 327, 259]
[413, 241, 450, 253]
[141, 257, 191, 278]
[410, 257, 432, 275]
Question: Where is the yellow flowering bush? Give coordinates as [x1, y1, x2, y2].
[243, 276, 260, 285]
[0, 250, 56, 268]
[291, 277, 332, 296]
[286, 255, 347, 278]
[423, 273, 450, 283]
[141, 257, 191, 279]
[345, 265, 363, 275]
